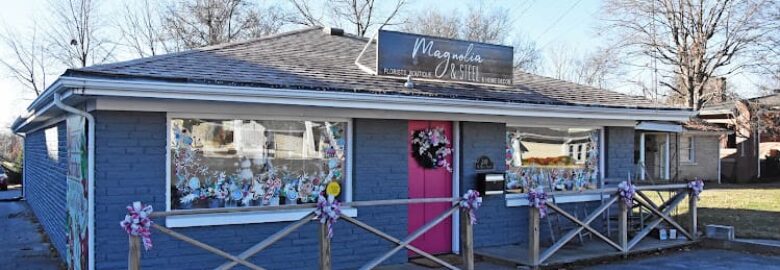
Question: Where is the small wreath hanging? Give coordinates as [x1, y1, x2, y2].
[411, 127, 453, 172]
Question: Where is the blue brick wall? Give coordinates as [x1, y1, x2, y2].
[605, 127, 636, 180]
[460, 122, 608, 247]
[24, 122, 68, 260]
[92, 113, 409, 269]
[459, 122, 528, 247]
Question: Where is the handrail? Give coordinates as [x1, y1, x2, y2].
[151, 197, 459, 218]
[131, 196, 474, 270]
[506, 183, 687, 200]
[528, 187, 698, 267]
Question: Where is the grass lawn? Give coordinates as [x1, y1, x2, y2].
[641, 182, 780, 240]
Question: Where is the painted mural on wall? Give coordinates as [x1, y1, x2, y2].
[66, 115, 88, 270]
[505, 127, 600, 193]
[170, 119, 346, 209]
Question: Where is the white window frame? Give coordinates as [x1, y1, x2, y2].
[680, 135, 696, 163]
[504, 124, 605, 206]
[164, 113, 356, 227]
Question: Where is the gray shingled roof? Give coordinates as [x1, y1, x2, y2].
[67, 27, 682, 110]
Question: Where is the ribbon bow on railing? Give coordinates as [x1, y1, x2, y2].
[315, 194, 341, 239]
[120, 201, 154, 250]
[618, 181, 636, 208]
[459, 190, 482, 225]
[527, 188, 548, 218]
[688, 178, 704, 200]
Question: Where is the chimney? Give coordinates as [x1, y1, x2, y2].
[323, 27, 344, 36]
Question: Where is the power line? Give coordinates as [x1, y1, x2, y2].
[534, 0, 583, 44]
[516, 1, 536, 20]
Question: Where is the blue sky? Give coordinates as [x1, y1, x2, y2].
[0, 0, 761, 128]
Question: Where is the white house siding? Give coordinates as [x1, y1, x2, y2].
[676, 134, 721, 181]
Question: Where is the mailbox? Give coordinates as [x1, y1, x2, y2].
[477, 172, 505, 196]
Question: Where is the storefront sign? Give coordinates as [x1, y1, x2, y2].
[377, 30, 514, 86]
[66, 115, 89, 270]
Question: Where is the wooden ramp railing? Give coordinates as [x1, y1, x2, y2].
[127, 197, 475, 270]
[527, 184, 697, 269]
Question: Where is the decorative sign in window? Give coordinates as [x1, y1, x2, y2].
[170, 118, 347, 210]
[377, 30, 514, 86]
[505, 127, 600, 194]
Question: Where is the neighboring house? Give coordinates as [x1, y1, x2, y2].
[11, 27, 692, 269]
[699, 91, 780, 182]
[675, 119, 730, 182]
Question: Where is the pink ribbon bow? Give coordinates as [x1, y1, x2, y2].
[618, 181, 636, 208]
[527, 188, 548, 218]
[120, 201, 154, 250]
[315, 195, 341, 239]
[459, 190, 482, 225]
[688, 178, 704, 200]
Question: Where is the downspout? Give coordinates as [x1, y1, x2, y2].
[53, 93, 95, 270]
[19, 133, 26, 199]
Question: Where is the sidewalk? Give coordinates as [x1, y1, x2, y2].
[580, 248, 780, 270]
[0, 188, 63, 269]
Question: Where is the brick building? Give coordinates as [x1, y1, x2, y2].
[12, 28, 692, 269]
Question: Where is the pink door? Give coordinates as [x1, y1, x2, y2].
[408, 120, 453, 256]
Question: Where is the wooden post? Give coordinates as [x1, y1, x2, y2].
[529, 207, 540, 268]
[460, 209, 474, 270]
[618, 201, 628, 257]
[319, 222, 331, 270]
[689, 194, 698, 241]
[129, 235, 140, 270]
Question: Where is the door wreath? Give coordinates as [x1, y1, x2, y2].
[411, 127, 453, 171]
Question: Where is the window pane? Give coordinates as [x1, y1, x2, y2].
[506, 127, 600, 193]
[170, 118, 347, 210]
[681, 136, 694, 162]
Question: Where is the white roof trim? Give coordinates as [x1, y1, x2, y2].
[636, 121, 684, 133]
[14, 76, 694, 132]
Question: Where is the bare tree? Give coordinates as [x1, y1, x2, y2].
[403, 8, 542, 72]
[402, 10, 460, 38]
[287, 0, 406, 37]
[574, 47, 622, 89]
[545, 44, 577, 81]
[0, 24, 52, 95]
[511, 34, 542, 72]
[47, 0, 115, 68]
[163, 0, 288, 49]
[754, 5, 780, 92]
[117, 0, 168, 58]
[601, 0, 776, 110]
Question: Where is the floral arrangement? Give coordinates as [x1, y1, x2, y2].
[617, 180, 636, 207]
[459, 190, 482, 225]
[506, 166, 598, 194]
[120, 201, 153, 250]
[411, 127, 453, 172]
[171, 120, 345, 209]
[315, 194, 341, 239]
[522, 156, 575, 166]
[527, 187, 548, 218]
[688, 178, 704, 200]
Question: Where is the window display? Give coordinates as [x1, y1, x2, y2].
[170, 118, 347, 210]
[505, 126, 600, 194]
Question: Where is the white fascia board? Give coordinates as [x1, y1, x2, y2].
[58, 77, 693, 121]
[15, 76, 693, 133]
[636, 121, 684, 133]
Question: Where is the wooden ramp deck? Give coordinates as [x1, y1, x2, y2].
[475, 238, 693, 268]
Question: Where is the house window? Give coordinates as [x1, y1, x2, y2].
[169, 118, 348, 210]
[680, 136, 695, 162]
[505, 126, 601, 193]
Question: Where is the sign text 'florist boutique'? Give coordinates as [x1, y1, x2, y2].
[12, 27, 691, 269]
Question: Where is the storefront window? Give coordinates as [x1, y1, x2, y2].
[170, 118, 347, 210]
[505, 126, 600, 194]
